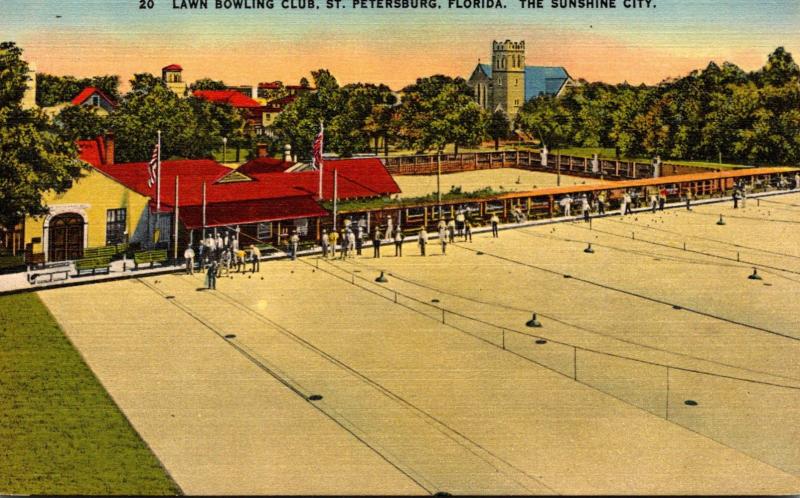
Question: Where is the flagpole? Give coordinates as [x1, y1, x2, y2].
[317, 121, 324, 199]
[156, 130, 162, 214]
[154, 130, 162, 249]
[333, 168, 338, 230]
[173, 175, 179, 261]
[202, 181, 207, 241]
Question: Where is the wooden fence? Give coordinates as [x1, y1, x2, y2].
[319, 167, 798, 238]
[383, 151, 717, 180]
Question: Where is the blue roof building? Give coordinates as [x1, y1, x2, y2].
[468, 41, 575, 121]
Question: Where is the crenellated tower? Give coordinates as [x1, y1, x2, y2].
[491, 40, 525, 120]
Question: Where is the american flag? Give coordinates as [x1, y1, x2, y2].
[147, 143, 159, 188]
[312, 123, 324, 170]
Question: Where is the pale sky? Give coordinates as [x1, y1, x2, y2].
[3, 0, 799, 89]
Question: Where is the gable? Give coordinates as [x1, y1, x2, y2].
[215, 170, 254, 184]
[468, 64, 492, 85]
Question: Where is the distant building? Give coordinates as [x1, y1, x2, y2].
[467, 40, 575, 121]
[193, 89, 269, 135]
[225, 84, 256, 99]
[162, 64, 186, 96]
[70, 86, 117, 116]
[22, 62, 36, 110]
[255, 81, 315, 133]
[257, 81, 283, 100]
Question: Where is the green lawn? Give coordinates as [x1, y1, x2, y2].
[323, 186, 508, 213]
[554, 147, 747, 170]
[0, 293, 181, 495]
[211, 147, 246, 164]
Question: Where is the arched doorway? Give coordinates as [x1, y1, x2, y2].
[48, 213, 84, 261]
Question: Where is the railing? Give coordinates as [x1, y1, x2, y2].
[324, 167, 798, 236]
[383, 151, 720, 179]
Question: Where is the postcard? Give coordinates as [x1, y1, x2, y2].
[2, 0, 799, 495]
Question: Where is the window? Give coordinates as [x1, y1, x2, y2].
[405, 207, 425, 221]
[257, 222, 272, 240]
[106, 208, 126, 245]
[293, 218, 309, 236]
[91, 95, 100, 106]
[485, 201, 504, 213]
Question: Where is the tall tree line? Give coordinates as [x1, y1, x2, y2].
[516, 47, 800, 165]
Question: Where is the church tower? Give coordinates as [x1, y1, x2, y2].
[491, 40, 525, 120]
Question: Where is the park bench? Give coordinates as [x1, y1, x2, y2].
[83, 246, 117, 259]
[74, 256, 112, 276]
[27, 261, 71, 284]
[298, 240, 317, 251]
[133, 249, 168, 270]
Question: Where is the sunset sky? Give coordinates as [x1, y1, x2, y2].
[3, 0, 799, 90]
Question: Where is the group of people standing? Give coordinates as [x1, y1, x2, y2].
[557, 188, 676, 221]
[181, 230, 262, 290]
[317, 210, 486, 260]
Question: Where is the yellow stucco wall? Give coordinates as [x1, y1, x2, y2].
[24, 167, 149, 256]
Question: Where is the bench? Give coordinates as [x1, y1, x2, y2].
[27, 261, 72, 284]
[75, 256, 112, 276]
[133, 249, 168, 270]
[298, 240, 317, 251]
[83, 246, 116, 259]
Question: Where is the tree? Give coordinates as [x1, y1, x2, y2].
[0, 42, 28, 108]
[129, 72, 166, 95]
[110, 75, 204, 162]
[272, 71, 398, 159]
[395, 75, 485, 154]
[329, 83, 394, 156]
[0, 42, 84, 227]
[516, 95, 574, 151]
[365, 101, 395, 156]
[189, 78, 227, 91]
[487, 110, 510, 150]
[36, 73, 119, 107]
[272, 69, 339, 160]
[55, 104, 107, 141]
[186, 96, 248, 160]
[759, 47, 800, 87]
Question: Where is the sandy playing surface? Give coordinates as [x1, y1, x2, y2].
[394, 168, 604, 198]
[38, 192, 800, 495]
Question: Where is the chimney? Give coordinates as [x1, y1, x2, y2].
[105, 132, 115, 165]
[257, 143, 268, 158]
[284, 143, 292, 163]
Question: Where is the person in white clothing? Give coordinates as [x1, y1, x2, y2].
[184, 246, 195, 274]
[347, 229, 356, 258]
[385, 218, 393, 242]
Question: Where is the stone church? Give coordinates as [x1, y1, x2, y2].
[467, 40, 575, 121]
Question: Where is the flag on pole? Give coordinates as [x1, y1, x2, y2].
[312, 123, 324, 170]
[147, 142, 160, 188]
[314, 122, 324, 199]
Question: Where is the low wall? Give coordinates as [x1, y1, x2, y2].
[383, 151, 716, 180]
